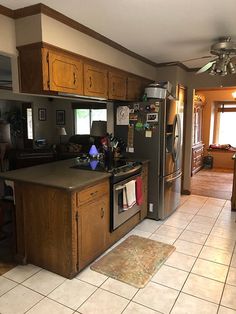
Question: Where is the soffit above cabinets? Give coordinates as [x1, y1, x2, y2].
[1, 0, 236, 70]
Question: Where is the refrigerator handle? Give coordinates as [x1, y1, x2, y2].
[165, 172, 182, 183]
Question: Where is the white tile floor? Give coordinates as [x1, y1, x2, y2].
[0, 194, 236, 314]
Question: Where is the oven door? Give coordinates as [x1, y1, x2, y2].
[112, 174, 141, 231]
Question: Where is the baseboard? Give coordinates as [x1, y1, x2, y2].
[181, 189, 191, 195]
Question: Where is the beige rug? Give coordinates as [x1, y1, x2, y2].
[91, 235, 175, 288]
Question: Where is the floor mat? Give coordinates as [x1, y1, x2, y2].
[91, 235, 175, 288]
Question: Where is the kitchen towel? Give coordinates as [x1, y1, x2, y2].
[123, 180, 136, 209]
[136, 176, 143, 205]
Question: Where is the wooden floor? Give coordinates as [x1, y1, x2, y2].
[191, 168, 233, 200]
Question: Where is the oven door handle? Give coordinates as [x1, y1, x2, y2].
[115, 185, 126, 191]
[113, 165, 142, 177]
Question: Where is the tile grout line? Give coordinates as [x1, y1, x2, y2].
[168, 196, 212, 313]
[168, 196, 228, 313]
[1, 195, 234, 314]
[216, 240, 236, 314]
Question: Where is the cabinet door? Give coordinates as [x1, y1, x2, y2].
[108, 72, 127, 100]
[84, 63, 108, 98]
[78, 195, 109, 269]
[46, 49, 83, 94]
[127, 77, 142, 101]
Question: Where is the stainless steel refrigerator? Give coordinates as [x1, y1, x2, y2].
[114, 98, 183, 220]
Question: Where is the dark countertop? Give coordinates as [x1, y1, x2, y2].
[0, 158, 111, 191]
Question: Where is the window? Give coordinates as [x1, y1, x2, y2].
[74, 108, 107, 134]
[22, 103, 33, 149]
[214, 104, 236, 146]
[27, 108, 33, 139]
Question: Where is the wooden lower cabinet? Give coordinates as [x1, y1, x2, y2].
[77, 187, 109, 269]
[14, 171, 148, 278]
[192, 143, 204, 175]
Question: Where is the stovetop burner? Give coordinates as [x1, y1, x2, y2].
[71, 155, 142, 180]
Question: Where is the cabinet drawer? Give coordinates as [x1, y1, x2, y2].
[77, 181, 108, 206]
[193, 148, 203, 156]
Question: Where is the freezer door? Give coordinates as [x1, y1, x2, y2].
[158, 171, 182, 219]
[165, 113, 182, 175]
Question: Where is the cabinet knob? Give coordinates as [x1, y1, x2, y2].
[89, 76, 92, 88]
[101, 208, 105, 218]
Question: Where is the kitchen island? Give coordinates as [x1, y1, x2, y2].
[0, 158, 148, 278]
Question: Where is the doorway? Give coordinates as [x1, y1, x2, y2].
[190, 87, 236, 200]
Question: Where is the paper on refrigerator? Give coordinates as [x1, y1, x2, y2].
[116, 106, 129, 125]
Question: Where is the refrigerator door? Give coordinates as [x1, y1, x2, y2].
[158, 170, 182, 219]
[165, 111, 182, 176]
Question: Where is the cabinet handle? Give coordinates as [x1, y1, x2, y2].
[101, 207, 105, 218]
[73, 72, 77, 85]
[112, 82, 115, 92]
[90, 191, 98, 196]
[89, 76, 92, 88]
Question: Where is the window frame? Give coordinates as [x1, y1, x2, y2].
[213, 102, 236, 145]
[72, 102, 107, 135]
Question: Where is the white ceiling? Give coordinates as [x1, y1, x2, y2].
[1, 0, 236, 68]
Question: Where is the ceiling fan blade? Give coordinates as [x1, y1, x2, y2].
[196, 60, 217, 74]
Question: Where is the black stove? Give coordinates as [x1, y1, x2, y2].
[71, 155, 142, 182]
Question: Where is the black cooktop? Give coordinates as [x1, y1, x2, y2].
[71, 156, 141, 174]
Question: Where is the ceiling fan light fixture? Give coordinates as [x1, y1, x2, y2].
[209, 63, 217, 75]
[220, 64, 228, 76]
[228, 62, 236, 74]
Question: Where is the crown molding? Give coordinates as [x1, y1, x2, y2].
[0, 5, 14, 18]
[13, 3, 158, 67]
[1, 3, 198, 73]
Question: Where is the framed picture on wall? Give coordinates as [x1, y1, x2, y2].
[38, 108, 46, 121]
[56, 110, 65, 125]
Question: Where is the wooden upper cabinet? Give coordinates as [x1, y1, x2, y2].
[83, 63, 108, 98]
[108, 72, 127, 100]
[127, 77, 142, 101]
[43, 49, 83, 94]
[18, 43, 151, 100]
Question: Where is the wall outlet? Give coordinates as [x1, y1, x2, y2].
[149, 203, 154, 212]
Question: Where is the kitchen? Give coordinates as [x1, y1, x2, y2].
[0, 1, 236, 313]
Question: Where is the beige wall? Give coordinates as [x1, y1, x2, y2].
[0, 14, 16, 56]
[40, 14, 156, 80]
[15, 14, 42, 47]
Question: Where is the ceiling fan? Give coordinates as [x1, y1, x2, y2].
[196, 37, 236, 76]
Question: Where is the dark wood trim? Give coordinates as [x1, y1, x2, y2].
[4, 3, 197, 72]
[181, 190, 191, 195]
[0, 4, 14, 18]
[13, 3, 157, 67]
[17, 42, 153, 83]
[156, 61, 190, 72]
[13, 3, 42, 19]
[0, 86, 12, 91]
